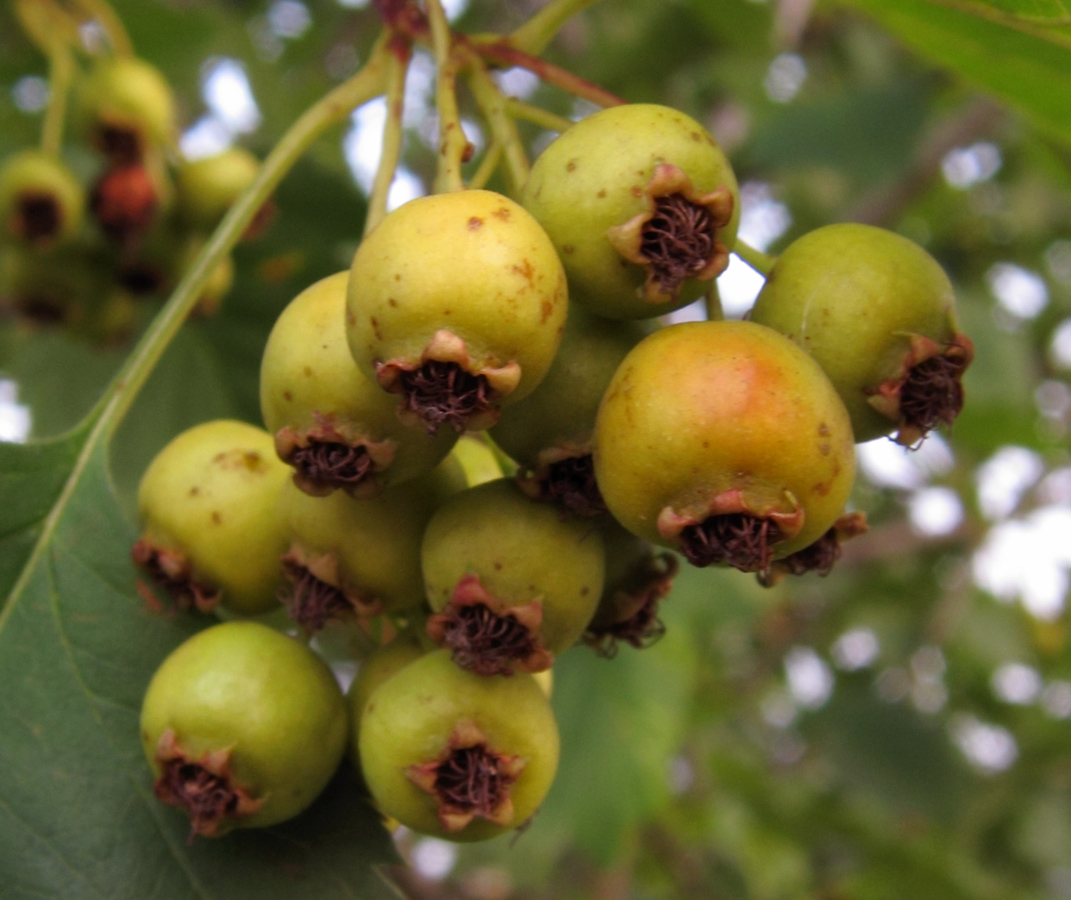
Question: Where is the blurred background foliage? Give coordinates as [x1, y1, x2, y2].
[2, 0, 1071, 898]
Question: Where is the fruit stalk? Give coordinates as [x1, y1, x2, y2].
[365, 37, 411, 235]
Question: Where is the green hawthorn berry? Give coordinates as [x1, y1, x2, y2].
[422, 478, 604, 675]
[490, 307, 654, 517]
[749, 223, 974, 445]
[78, 56, 177, 160]
[0, 150, 85, 250]
[594, 320, 856, 574]
[583, 518, 678, 656]
[133, 419, 291, 615]
[359, 649, 559, 842]
[346, 189, 568, 433]
[140, 620, 347, 838]
[522, 103, 739, 320]
[176, 147, 261, 231]
[261, 272, 457, 498]
[277, 458, 466, 631]
[345, 636, 426, 767]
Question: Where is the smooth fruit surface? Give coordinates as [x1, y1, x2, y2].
[749, 223, 970, 444]
[594, 320, 856, 567]
[359, 649, 560, 842]
[522, 103, 739, 319]
[140, 621, 347, 835]
[346, 189, 567, 431]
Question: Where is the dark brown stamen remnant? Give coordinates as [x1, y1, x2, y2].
[406, 722, 526, 833]
[131, 538, 220, 612]
[538, 454, 606, 518]
[758, 510, 869, 587]
[678, 513, 783, 573]
[289, 440, 374, 494]
[153, 731, 263, 841]
[899, 349, 970, 439]
[640, 192, 716, 297]
[397, 360, 492, 435]
[430, 602, 540, 676]
[119, 262, 167, 296]
[14, 193, 62, 246]
[278, 557, 361, 633]
[585, 553, 678, 658]
[436, 745, 515, 817]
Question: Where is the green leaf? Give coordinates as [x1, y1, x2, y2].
[842, 0, 1071, 145]
[935, 0, 1071, 24]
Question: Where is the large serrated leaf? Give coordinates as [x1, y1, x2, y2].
[0, 425, 402, 896]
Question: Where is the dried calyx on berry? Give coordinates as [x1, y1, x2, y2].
[422, 478, 604, 674]
[345, 190, 568, 434]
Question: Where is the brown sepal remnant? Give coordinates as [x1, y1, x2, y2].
[758, 511, 869, 587]
[131, 537, 221, 613]
[607, 163, 734, 303]
[585, 553, 678, 658]
[12, 192, 63, 247]
[678, 513, 784, 573]
[397, 360, 493, 436]
[278, 549, 380, 633]
[275, 414, 397, 498]
[406, 720, 526, 833]
[868, 333, 974, 447]
[426, 574, 553, 676]
[518, 453, 606, 519]
[91, 163, 157, 242]
[153, 729, 264, 841]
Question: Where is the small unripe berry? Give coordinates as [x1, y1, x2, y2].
[133, 419, 291, 615]
[261, 272, 457, 498]
[346, 190, 568, 433]
[0, 150, 85, 250]
[140, 621, 347, 838]
[176, 147, 261, 231]
[78, 56, 177, 160]
[523, 103, 739, 319]
[359, 649, 560, 842]
[749, 224, 973, 445]
[422, 478, 605, 674]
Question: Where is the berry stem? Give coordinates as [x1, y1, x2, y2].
[466, 58, 530, 195]
[732, 238, 778, 277]
[507, 0, 606, 56]
[503, 97, 575, 134]
[466, 140, 503, 190]
[40, 40, 74, 159]
[428, 0, 469, 194]
[365, 37, 411, 235]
